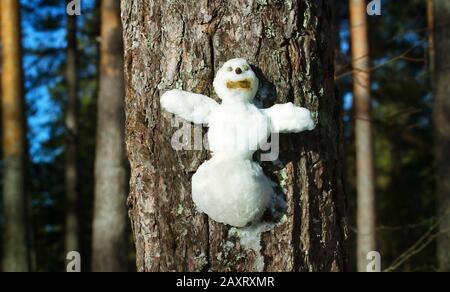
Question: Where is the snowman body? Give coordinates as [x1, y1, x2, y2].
[194, 102, 273, 227]
[208, 102, 271, 158]
[161, 58, 315, 227]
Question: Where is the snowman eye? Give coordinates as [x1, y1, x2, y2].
[227, 66, 233, 72]
[243, 65, 250, 71]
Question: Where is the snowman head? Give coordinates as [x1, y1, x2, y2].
[213, 58, 259, 104]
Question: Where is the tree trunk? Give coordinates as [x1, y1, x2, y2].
[65, 1, 80, 256]
[432, 0, 450, 272]
[91, 0, 128, 272]
[427, 0, 435, 85]
[349, 0, 377, 272]
[1, 0, 30, 272]
[122, 0, 347, 272]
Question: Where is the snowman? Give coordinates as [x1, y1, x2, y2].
[161, 58, 315, 227]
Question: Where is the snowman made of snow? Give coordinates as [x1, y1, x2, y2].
[161, 58, 315, 227]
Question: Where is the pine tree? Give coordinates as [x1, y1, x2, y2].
[91, 0, 128, 272]
[1, 0, 31, 272]
[432, 0, 450, 272]
[349, 0, 377, 272]
[64, 0, 80, 256]
[122, 0, 347, 272]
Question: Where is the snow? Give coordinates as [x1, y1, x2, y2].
[160, 89, 218, 124]
[192, 156, 273, 227]
[230, 222, 275, 271]
[213, 58, 260, 104]
[207, 102, 272, 159]
[264, 102, 315, 133]
[160, 58, 315, 227]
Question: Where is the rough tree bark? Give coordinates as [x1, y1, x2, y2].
[64, 0, 80, 256]
[1, 0, 30, 272]
[432, 0, 450, 272]
[92, 0, 128, 272]
[122, 0, 347, 272]
[349, 0, 376, 272]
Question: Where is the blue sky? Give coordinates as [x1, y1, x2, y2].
[21, 0, 95, 163]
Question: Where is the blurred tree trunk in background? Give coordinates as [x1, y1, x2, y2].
[432, 0, 450, 272]
[349, 0, 376, 272]
[91, 0, 128, 272]
[427, 0, 435, 85]
[0, 0, 30, 272]
[122, 0, 347, 272]
[64, 1, 80, 256]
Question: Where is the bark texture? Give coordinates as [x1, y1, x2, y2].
[122, 0, 347, 272]
[433, 0, 450, 272]
[65, 0, 80, 256]
[1, 0, 30, 272]
[349, 0, 377, 272]
[92, 0, 128, 272]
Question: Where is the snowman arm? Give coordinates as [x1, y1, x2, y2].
[160, 89, 219, 124]
[263, 102, 315, 133]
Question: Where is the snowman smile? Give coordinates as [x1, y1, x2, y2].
[226, 79, 252, 90]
